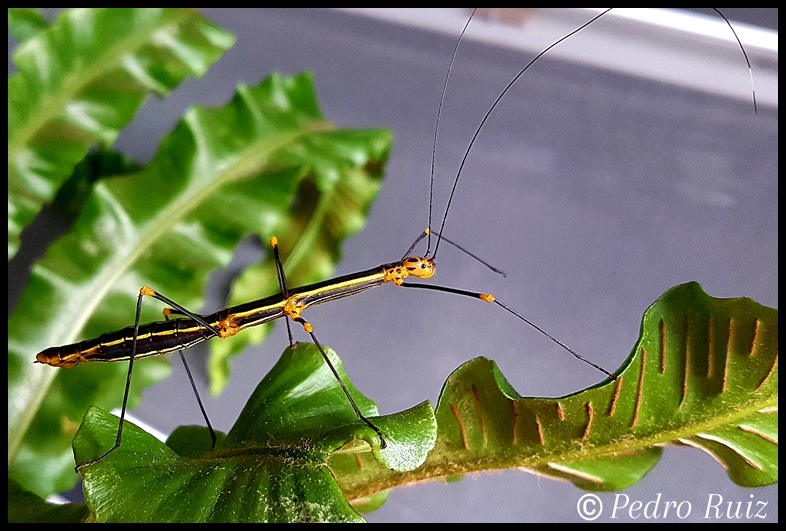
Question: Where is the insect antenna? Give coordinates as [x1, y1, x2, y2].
[432, 8, 757, 258]
[712, 8, 757, 113]
[425, 8, 476, 257]
[432, 8, 613, 259]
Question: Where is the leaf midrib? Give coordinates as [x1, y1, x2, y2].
[8, 9, 193, 171]
[337, 387, 776, 500]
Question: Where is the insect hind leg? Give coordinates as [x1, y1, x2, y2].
[76, 288, 147, 471]
[400, 282, 616, 380]
[75, 287, 220, 472]
[161, 311, 218, 451]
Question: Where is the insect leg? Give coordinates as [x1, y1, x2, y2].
[76, 290, 146, 471]
[270, 237, 295, 348]
[161, 310, 217, 450]
[293, 316, 388, 449]
[400, 282, 616, 379]
[76, 287, 222, 472]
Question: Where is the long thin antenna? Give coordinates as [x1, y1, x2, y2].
[433, 8, 758, 259]
[433, 8, 613, 259]
[712, 8, 757, 114]
[426, 8, 477, 256]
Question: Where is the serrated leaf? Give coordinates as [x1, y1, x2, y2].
[8, 8, 235, 259]
[335, 282, 777, 501]
[75, 344, 436, 523]
[9, 72, 391, 498]
[436, 282, 778, 490]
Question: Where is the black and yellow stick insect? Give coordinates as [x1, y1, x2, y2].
[32, 9, 628, 470]
[31, 8, 766, 483]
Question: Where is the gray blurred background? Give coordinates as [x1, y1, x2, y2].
[9, 8, 778, 522]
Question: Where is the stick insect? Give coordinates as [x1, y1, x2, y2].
[29, 9, 768, 502]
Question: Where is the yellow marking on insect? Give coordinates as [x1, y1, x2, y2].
[140, 285, 156, 297]
[270, 236, 278, 247]
[218, 317, 240, 338]
[36, 349, 81, 368]
[228, 300, 287, 323]
[383, 265, 408, 286]
[402, 257, 436, 279]
[284, 297, 305, 320]
[480, 293, 494, 303]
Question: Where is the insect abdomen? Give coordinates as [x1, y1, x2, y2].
[35, 319, 217, 368]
